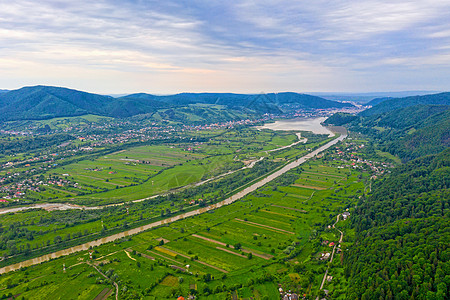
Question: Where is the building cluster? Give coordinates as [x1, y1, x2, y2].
[332, 141, 394, 176]
[279, 286, 304, 300]
[0, 175, 79, 201]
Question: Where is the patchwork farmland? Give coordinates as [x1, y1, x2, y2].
[0, 136, 384, 299]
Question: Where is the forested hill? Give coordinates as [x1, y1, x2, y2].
[365, 97, 391, 106]
[0, 86, 167, 121]
[356, 105, 449, 161]
[324, 100, 450, 298]
[344, 149, 450, 299]
[123, 92, 354, 110]
[360, 92, 450, 116]
[0, 86, 353, 122]
[325, 104, 450, 162]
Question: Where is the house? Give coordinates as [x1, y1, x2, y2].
[321, 252, 331, 260]
[329, 242, 335, 247]
[342, 212, 350, 220]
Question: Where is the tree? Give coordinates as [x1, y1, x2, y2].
[203, 273, 212, 282]
[54, 235, 62, 244]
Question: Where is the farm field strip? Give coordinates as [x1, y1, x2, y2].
[192, 234, 228, 247]
[271, 204, 307, 213]
[285, 193, 309, 199]
[240, 248, 273, 260]
[216, 247, 247, 258]
[148, 250, 185, 266]
[93, 287, 112, 300]
[163, 239, 243, 268]
[234, 218, 295, 234]
[260, 209, 296, 218]
[298, 177, 334, 185]
[245, 213, 293, 230]
[157, 246, 229, 273]
[279, 185, 315, 196]
[191, 234, 273, 260]
[301, 171, 344, 178]
[128, 249, 154, 261]
[291, 183, 327, 190]
[154, 246, 178, 257]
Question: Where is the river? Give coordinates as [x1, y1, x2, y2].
[0, 130, 346, 274]
[257, 117, 335, 137]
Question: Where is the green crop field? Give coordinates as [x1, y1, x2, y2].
[0, 136, 378, 299]
[19, 127, 303, 205]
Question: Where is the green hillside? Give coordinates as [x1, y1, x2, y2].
[322, 112, 358, 126]
[345, 149, 450, 299]
[360, 92, 450, 116]
[354, 105, 449, 161]
[0, 86, 354, 122]
[124, 92, 353, 111]
[326, 104, 450, 162]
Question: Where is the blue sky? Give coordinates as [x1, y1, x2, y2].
[1, 0, 450, 94]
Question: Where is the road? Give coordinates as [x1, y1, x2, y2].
[319, 214, 344, 291]
[0, 133, 346, 274]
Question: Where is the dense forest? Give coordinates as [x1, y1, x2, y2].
[343, 146, 449, 299]
[359, 92, 450, 116]
[324, 95, 450, 299]
[0, 86, 353, 122]
[326, 104, 450, 162]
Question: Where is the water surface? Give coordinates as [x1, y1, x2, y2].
[258, 117, 334, 136]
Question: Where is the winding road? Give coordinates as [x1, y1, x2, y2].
[0, 133, 346, 274]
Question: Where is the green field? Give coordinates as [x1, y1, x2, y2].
[14, 128, 305, 205]
[0, 137, 378, 299]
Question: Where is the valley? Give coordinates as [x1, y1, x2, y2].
[0, 88, 448, 299]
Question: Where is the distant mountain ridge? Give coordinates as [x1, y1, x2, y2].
[365, 97, 392, 106]
[0, 86, 353, 122]
[360, 92, 450, 116]
[124, 91, 353, 109]
[312, 91, 438, 104]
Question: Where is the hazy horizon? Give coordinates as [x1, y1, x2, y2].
[0, 85, 442, 98]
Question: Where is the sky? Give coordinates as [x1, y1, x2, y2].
[1, 0, 450, 94]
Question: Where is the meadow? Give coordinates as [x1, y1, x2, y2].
[0, 135, 381, 299]
[21, 127, 302, 205]
[1, 128, 327, 261]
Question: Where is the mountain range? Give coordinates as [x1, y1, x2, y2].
[0, 86, 353, 122]
[325, 92, 450, 162]
[360, 92, 450, 116]
[312, 91, 438, 104]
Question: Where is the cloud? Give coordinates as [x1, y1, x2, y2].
[0, 0, 449, 93]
